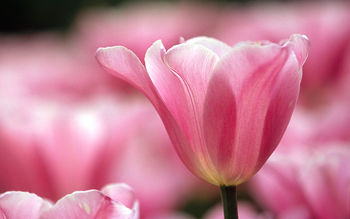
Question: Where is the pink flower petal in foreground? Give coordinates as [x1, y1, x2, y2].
[0, 191, 51, 219]
[96, 34, 309, 186]
[0, 183, 138, 219]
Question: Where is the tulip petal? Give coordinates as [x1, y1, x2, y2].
[101, 184, 136, 209]
[96, 46, 156, 102]
[40, 190, 136, 219]
[256, 54, 301, 170]
[283, 34, 310, 66]
[96, 40, 201, 180]
[164, 43, 219, 115]
[0, 192, 51, 219]
[257, 34, 309, 170]
[96, 40, 225, 183]
[204, 37, 307, 184]
[203, 73, 237, 184]
[144, 40, 210, 181]
[145, 41, 191, 131]
[204, 43, 283, 184]
[163, 43, 222, 183]
[185, 36, 231, 58]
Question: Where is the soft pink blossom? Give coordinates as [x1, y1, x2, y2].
[0, 35, 127, 99]
[251, 144, 350, 219]
[0, 90, 139, 200]
[278, 99, 350, 151]
[96, 34, 309, 186]
[0, 183, 138, 219]
[0, 94, 196, 217]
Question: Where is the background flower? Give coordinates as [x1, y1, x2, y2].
[0, 183, 138, 219]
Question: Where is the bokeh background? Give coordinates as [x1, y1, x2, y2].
[0, 0, 349, 218]
[1, 0, 257, 33]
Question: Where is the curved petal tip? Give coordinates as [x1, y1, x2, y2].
[284, 34, 310, 66]
[95, 46, 131, 71]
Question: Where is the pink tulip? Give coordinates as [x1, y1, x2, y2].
[96, 34, 309, 186]
[251, 144, 350, 219]
[0, 183, 138, 219]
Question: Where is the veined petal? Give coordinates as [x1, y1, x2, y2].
[0, 192, 51, 219]
[163, 43, 221, 183]
[145, 41, 215, 184]
[145, 40, 192, 137]
[144, 40, 207, 181]
[184, 36, 232, 58]
[256, 34, 309, 170]
[256, 52, 302, 170]
[203, 73, 237, 185]
[204, 37, 308, 185]
[164, 43, 219, 116]
[204, 43, 284, 184]
[96, 40, 204, 181]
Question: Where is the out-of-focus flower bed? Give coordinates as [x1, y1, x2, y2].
[0, 2, 349, 218]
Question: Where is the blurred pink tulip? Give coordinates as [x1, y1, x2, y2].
[0, 183, 138, 219]
[279, 99, 350, 150]
[0, 90, 140, 200]
[252, 144, 350, 219]
[0, 36, 198, 218]
[73, 3, 219, 60]
[0, 35, 117, 98]
[96, 34, 309, 186]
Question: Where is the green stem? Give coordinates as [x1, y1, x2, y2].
[220, 185, 238, 219]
